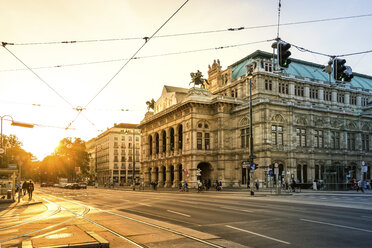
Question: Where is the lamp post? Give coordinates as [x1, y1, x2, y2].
[1, 115, 34, 201]
[247, 71, 256, 196]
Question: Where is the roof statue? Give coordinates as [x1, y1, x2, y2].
[190, 70, 209, 88]
[146, 98, 155, 111]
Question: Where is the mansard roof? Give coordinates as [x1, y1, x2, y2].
[164, 85, 189, 94]
[231, 50, 372, 90]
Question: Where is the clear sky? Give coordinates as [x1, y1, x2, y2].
[1, 0, 371, 160]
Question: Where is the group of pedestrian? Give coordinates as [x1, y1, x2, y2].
[17, 180, 34, 200]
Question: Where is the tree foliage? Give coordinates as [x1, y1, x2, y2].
[39, 137, 90, 182]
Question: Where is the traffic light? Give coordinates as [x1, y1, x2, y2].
[277, 41, 292, 68]
[333, 58, 354, 82]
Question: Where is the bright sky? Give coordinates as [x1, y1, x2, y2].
[1, 0, 371, 160]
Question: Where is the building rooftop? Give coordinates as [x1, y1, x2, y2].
[231, 50, 372, 90]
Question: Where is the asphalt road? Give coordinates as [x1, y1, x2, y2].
[1, 187, 372, 248]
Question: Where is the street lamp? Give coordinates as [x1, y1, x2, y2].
[247, 71, 256, 196]
[0, 115, 34, 201]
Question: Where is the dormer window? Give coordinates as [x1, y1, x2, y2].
[264, 62, 273, 72]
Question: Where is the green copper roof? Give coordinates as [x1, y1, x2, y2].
[231, 50, 372, 91]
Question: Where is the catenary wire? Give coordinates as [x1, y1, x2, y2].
[0, 39, 274, 72]
[3, 13, 371, 46]
[65, 0, 189, 129]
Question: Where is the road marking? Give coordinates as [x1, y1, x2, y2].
[220, 206, 253, 213]
[138, 203, 152, 207]
[167, 210, 191, 217]
[225, 225, 291, 245]
[32, 227, 67, 239]
[362, 216, 372, 219]
[300, 219, 372, 233]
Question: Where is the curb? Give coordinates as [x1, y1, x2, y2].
[22, 231, 109, 248]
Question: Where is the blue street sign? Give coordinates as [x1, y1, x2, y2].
[250, 163, 256, 170]
[269, 170, 274, 175]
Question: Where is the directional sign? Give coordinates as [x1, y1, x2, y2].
[269, 170, 274, 175]
[250, 163, 257, 170]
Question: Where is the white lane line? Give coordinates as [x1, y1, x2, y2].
[226, 225, 290, 245]
[362, 216, 372, 219]
[32, 227, 67, 239]
[138, 203, 152, 207]
[300, 219, 372, 233]
[166, 210, 191, 217]
[220, 206, 253, 213]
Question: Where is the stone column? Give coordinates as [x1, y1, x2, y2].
[289, 83, 295, 96]
[357, 95, 362, 107]
[166, 129, 171, 157]
[165, 165, 172, 187]
[175, 132, 179, 156]
[159, 132, 164, 156]
[159, 166, 165, 187]
[331, 90, 337, 103]
[319, 88, 324, 102]
[345, 93, 350, 105]
[174, 165, 180, 188]
[144, 167, 150, 186]
[304, 86, 310, 99]
[151, 167, 157, 183]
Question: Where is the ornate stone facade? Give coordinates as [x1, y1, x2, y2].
[139, 50, 372, 189]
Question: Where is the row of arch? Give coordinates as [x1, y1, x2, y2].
[148, 125, 183, 155]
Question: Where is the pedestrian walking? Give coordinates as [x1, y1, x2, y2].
[22, 181, 28, 196]
[312, 180, 318, 191]
[255, 180, 259, 191]
[28, 181, 34, 200]
[357, 180, 364, 193]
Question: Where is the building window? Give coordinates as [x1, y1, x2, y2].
[114, 142, 118, 148]
[296, 128, 306, 147]
[265, 80, 272, 91]
[197, 132, 202, 150]
[264, 62, 273, 72]
[314, 130, 323, 148]
[337, 93, 345, 103]
[347, 133, 356, 150]
[331, 131, 340, 149]
[324, 90, 332, 101]
[114, 156, 118, 162]
[295, 85, 304, 97]
[136, 137, 139, 142]
[114, 136, 118, 141]
[362, 97, 368, 106]
[350, 95, 357, 105]
[272, 125, 283, 145]
[362, 134, 369, 151]
[279, 82, 288, 94]
[241, 128, 249, 148]
[205, 133, 210, 150]
[149, 135, 152, 155]
[310, 88, 318, 99]
[121, 156, 125, 162]
[128, 136, 132, 141]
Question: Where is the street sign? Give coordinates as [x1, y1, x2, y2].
[274, 163, 278, 168]
[269, 170, 274, 175]
[362, 166, 368, 173]
[250, 163, 256, 170]
[362, 161, 365, 166]
[0, 147, 5, 154]
[242, 161, 250, 168]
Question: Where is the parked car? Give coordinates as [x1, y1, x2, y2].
[41, 182, 47, 187]
[71, 183, 80, 189]
[79, 182, 87, 189]
[64, 183, 73, 189]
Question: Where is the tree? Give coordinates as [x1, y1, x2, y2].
[52, 137, 90, 181]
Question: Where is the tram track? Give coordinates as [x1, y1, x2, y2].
[40, 192, 227, 248]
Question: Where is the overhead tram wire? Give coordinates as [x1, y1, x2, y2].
[0, 39, 274, 72]
[1, 43, 97, 129]
[3, 13, 372, 46]
[65, 0, 190, 129]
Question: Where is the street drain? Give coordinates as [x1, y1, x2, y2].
[45, 233, 73, 239]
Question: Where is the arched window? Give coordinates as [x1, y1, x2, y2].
[170, 128, 175, 151]
[162, 130, 166, 152]
[155, 133, 159, 154]
[149, 135, 153, 155]
[178, 125, 183, 149]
